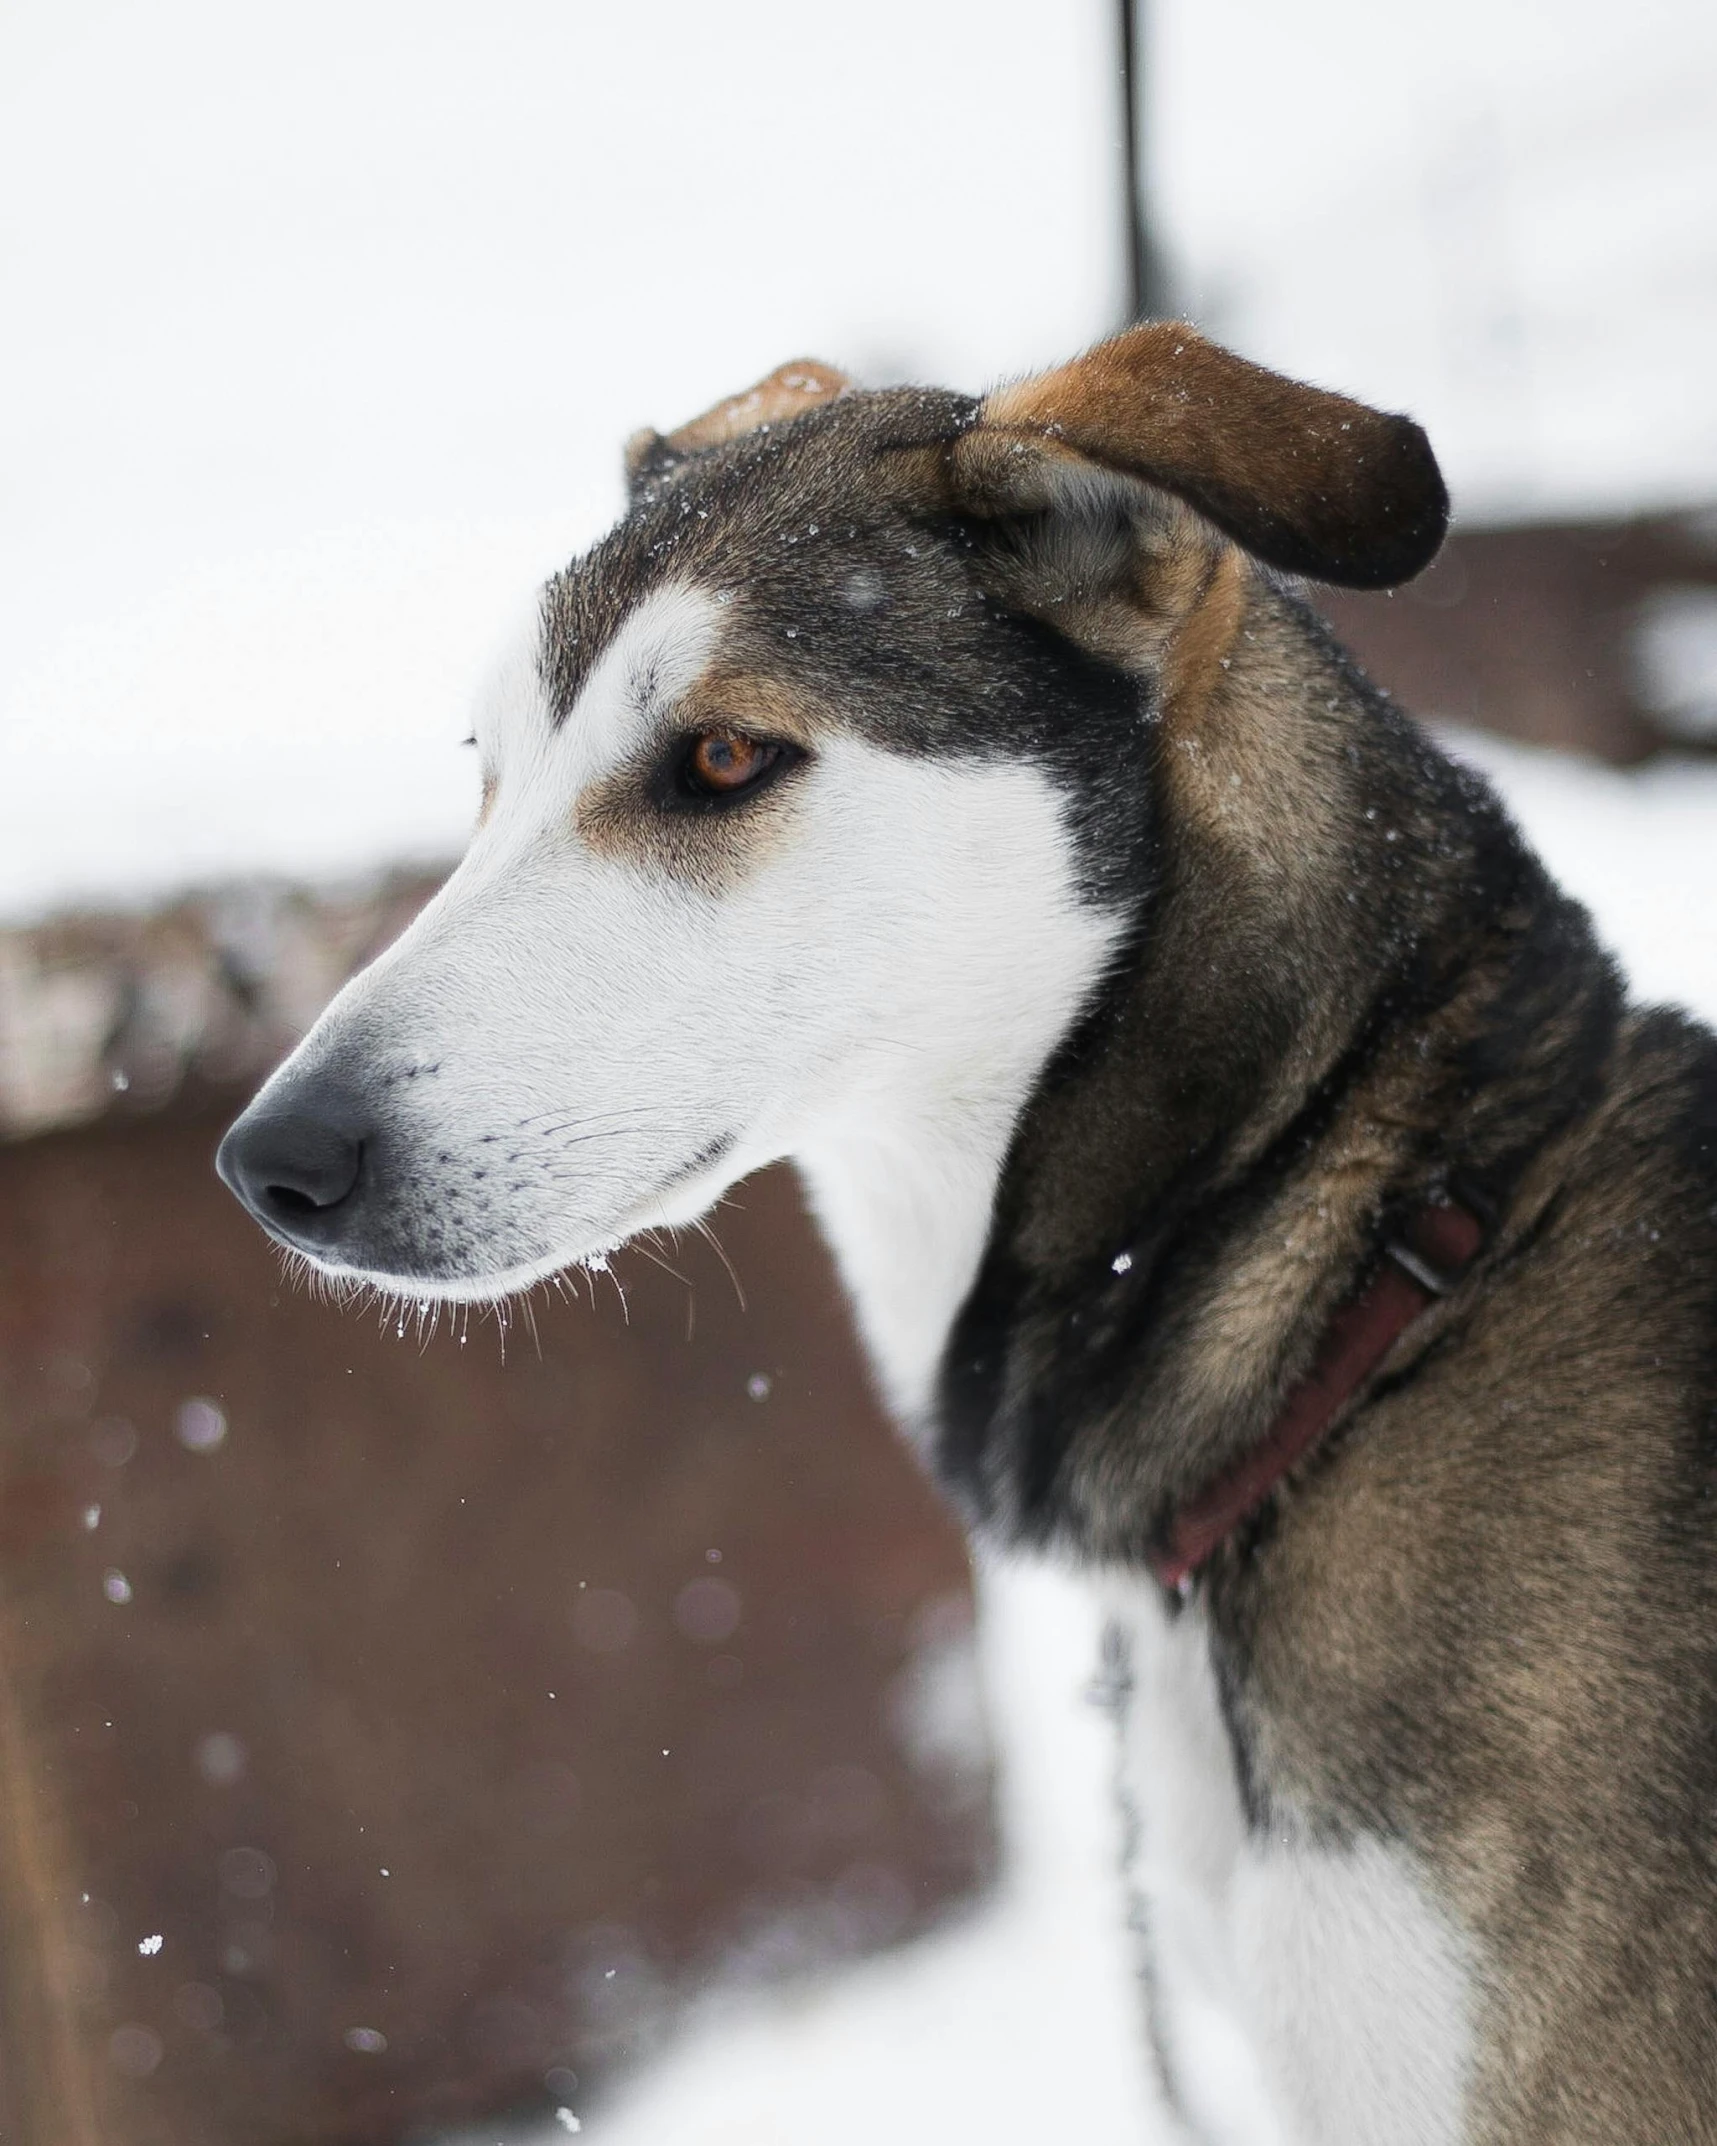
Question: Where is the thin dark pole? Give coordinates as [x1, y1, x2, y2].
[1117, 0, 1167, 322]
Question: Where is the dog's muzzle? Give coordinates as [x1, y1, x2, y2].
[216, 1093, 369, 1256]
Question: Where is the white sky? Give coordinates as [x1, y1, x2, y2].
[0, 0, 1121, 917]
[1, 0, 1713, 919]
[1155, 0, 1717, 519]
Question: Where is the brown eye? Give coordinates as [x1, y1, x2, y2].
[678, 728, 788, 800]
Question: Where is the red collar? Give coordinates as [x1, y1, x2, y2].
[1148, 1194, 1489, 1593]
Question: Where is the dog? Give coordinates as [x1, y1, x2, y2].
[217, 325, 1717, 2143]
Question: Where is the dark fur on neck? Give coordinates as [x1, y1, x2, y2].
[936, 577, 1623, 1571]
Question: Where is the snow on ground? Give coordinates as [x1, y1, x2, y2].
[447, 1560, 1164, 2146]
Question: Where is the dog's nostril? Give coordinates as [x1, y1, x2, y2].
[216, 1108, 366, 1236]
[266, 1181, 336, 1219]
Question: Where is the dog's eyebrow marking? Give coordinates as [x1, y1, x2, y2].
[545, 582, 725, 778]
[540, 510, 726, 723]
[628, 649, 673, 719]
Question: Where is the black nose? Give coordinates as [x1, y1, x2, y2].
[216, 1105, 366, 1245]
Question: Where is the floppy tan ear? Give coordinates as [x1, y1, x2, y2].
[624, 358, 851, 491]
[956, 323, 1447, 589]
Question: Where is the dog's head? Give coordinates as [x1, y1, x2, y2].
[217, 326, 1446, 1301]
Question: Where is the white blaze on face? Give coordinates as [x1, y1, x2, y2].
[262, 577, 1121, 1410]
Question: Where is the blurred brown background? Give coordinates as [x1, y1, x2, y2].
[0, 1092, 986, 2143]
[1327, 511, 1717, 766]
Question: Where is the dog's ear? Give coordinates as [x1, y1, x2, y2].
[624, 359, 851, 496]
[951, 324, 1447, 589]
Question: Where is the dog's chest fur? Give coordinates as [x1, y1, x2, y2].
[1106, 1583, 1475, 2146]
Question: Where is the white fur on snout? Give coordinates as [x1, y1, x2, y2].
[253, 578, 1122, 1373]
